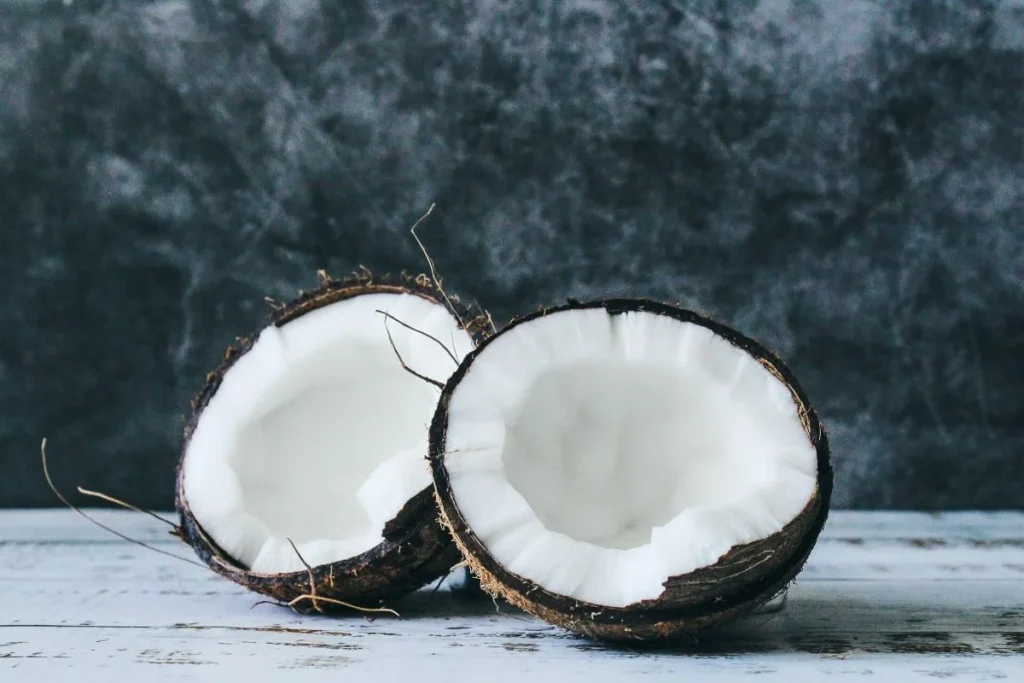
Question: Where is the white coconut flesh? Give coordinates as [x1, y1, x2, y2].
[443, 308, 818, 608]
[183, 292, 474, 574]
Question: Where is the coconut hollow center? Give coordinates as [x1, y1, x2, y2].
[503, 361, 771, 550]
[183, 292, 473, 574]
[230, 344, 435, 543]
[441, 307, 818, 607]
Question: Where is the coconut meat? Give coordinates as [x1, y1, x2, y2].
[183, 292, 473, 574]
[443, 308, 818, 607]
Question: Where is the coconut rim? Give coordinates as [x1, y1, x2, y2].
[176, 271, 490, 585]
[428, 297, 832, 627]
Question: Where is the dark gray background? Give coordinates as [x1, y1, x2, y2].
[1, 0, 1022, 509]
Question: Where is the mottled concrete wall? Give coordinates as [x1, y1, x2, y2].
[1, 0, 1022, 508]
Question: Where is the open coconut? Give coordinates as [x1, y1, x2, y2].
[177, 272, 489, 610]
[429, 298, 831, 640]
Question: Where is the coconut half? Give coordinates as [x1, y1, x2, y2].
[177, 272, 488, 609]
[429, 299, 832, 639]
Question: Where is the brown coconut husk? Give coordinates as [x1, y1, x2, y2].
[428, 298, 832, 640]
[177, 269, 491, 611]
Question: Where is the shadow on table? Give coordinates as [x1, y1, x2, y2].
[389, 582, 509, 619]
[257, 573, 1022, 658]
[386, 588, 1023, 657]
[550, 595, 1023, 658]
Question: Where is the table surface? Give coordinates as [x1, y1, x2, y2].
[1, 510, 1022, 681]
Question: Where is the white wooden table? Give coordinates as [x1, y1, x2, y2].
[1, 510, 1022, 681]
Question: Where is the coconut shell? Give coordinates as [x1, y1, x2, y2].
[176, 270, 491, 611]
[429, 298, 832, 640]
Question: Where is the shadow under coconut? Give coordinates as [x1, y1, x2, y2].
[245, 582, 1023, 658]
[557, 592, 1018, 657]
[389, 582, 506, 620]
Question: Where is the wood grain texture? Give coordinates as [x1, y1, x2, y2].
[0, 510, 1022, 681]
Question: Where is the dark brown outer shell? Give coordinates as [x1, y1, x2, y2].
[429, 298, 833, 640]
[176, 271, 491, 609]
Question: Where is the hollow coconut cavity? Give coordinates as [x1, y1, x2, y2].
[177, 272, 488, 608]
[429, 299, 831, 640]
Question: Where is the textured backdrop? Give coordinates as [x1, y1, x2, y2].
[1, 0, 1022, 508]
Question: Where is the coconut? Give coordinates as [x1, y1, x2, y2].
[429, 298, 832, 640]
[176, 271, 490, 611]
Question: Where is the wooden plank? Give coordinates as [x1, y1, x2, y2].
[4, 509, 1023, 543]
[3, 540, 1023, 584]
[820, 511, 1024, 540]
[0, 510, 1021, 679]
[2, 568, 1021, 642]
[1, 626, 1022, 681]
[0, 509, 178, 544]
[3, 513, 1023, 583]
